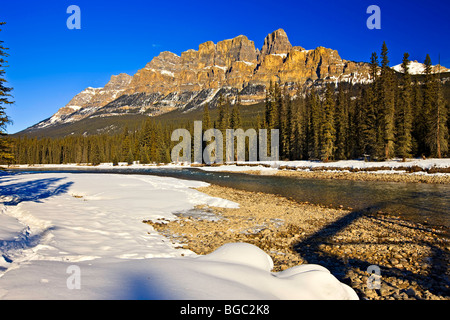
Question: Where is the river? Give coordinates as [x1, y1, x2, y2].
[7, 166, 450, 229]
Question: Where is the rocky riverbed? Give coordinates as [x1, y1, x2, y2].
[229, 168, 450, 184]
[145, 184, 450, 300]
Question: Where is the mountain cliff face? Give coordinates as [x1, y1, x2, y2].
[25, 29, 376, 132]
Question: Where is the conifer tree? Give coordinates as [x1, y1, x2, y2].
[127, 148, 134, 165]
[279, 86, 290, 159]
[264, 82, 272, 128]
[121, 125, 131, 161]
[230, 102, 241, 130]
[285, 92, 294, 159]
[335, 84, 349, 160]
[370, 52, 379, 83]
[307, 87, 321, 159]
[289, 94, 304, 160]
[139, 119, 153, 148]
[396, 53, 413, 159]
[320, 84, 336, 161]
[0, 22, 14, 165]
[366, 51, 383, 158]
[202, 103, 211, 131]
[421, 54, 436, 157]
[379, 41, 396, 159]
[426, 71, 448, 157]
[411, 80, 425, 156]
[271, 82, 281, 130]
[217, 93, 230, 132]
[90, 139, 102, 165]
[264, 81, 281, 130]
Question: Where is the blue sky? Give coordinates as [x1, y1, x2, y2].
[2, 0, 449, 133]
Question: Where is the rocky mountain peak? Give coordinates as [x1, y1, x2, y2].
[260, 28, 292, 58]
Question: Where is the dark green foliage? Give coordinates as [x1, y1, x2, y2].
[396, 53, 413, 159]
[0, 22, 14, 165]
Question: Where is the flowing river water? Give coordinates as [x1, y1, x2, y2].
[8, 167, 450, 230]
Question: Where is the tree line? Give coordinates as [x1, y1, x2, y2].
[262, 42, 448, 161]
[3, 42, 449, 165]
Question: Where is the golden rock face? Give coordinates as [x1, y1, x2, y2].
[126, 29, 370, 95]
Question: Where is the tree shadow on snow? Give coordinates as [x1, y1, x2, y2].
[0, 175, 74, 206]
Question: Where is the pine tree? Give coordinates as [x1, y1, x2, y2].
[202, 103, 211, 131]
[217, 93, 230, 132]
[264, 81, 281, 130]
[334, 84, 349, 160]
[320, 84, 336, 161]
[285, 92, 294, 159]
[90, 139, 102, 165]
[230, 102, 241, 130]
[121, 125, 130, 161]
[424, 54, 432, 75]
[140, 145, 150, 164]
[271, 82, 281, 130]
[370, 52, 379, 82]
[264, 82, 273, 129]
[279, 86, 290, 159]
[127, 148, 134, 165]
[422, 53, 435, 157]
[307, 87, 321, 159]
[396, 53, 413, 159]
[426, 73, 448, 158]
[379, 41, 396, 159]
[288, 94, 303, 160]
[139, 119, 153, 148]
[0, 22, 14, 165]
[367, 50, 384, 159]
[411, 80, 425, 156]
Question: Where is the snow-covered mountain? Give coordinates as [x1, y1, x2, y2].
[391, 60, 450, 75]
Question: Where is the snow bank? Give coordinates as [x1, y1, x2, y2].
[0, 172, 357, 300]
[7, 157, 450, 173]
[195, 158, 450, 174]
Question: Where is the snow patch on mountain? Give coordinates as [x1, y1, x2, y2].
[392, 60, 450, 74]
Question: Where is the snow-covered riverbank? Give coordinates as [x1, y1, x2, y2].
[5, 158, 450, 177]
[0, 171, 357, 299]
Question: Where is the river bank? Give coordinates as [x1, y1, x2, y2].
[194, 158, 450, 184]
[247, 169, 450, 184]
[146, 184, 450, 300]
[5, 158, 450, 185]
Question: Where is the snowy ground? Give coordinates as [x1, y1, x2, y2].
[0, 171, 358, 300]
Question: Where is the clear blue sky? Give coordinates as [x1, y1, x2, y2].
[2, 0, 449, 133]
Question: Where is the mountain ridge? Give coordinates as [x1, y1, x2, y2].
[18, 29, 449, 137]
